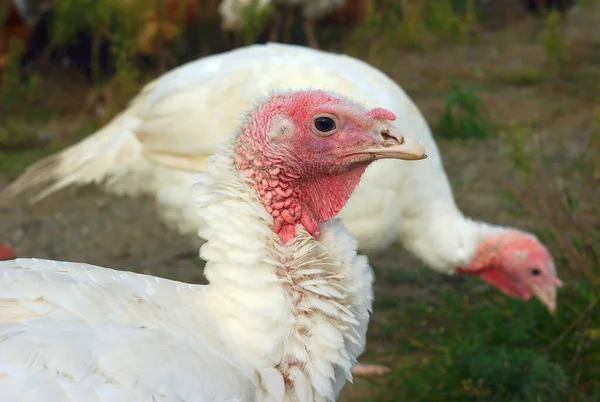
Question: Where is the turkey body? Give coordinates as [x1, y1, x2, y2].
[2, 43, 497, 275]
[0, 92, 380, 399]
[1, 222, 371, 401]
[0, 259, 254, 401]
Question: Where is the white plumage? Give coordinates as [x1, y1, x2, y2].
[2, 43, 508, 276]
[219, 0, 272, 30]
[218, 0, 344, 47]
[219, 0, 343, 28]
[0, 103, 376, 400]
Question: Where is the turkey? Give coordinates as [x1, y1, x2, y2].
[0, 89, 427, 401]
[219, 0, 272, 32]
[0, 43, 562, 316]
[269, 0, 344, 48]
[219, 0, 344, 48]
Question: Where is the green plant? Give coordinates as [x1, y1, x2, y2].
[345, 0, 403, 62]
[592, 103, 600, 179]
[101, 13, 142, 119]
[541, 10, 567, 76]
[371, 284, 596, 401]
[437, 78, 494, 139]
[48, 0, 155, 120]
[463, 0, 476, 29]
[495, 124, 600, 399]
[499, 123, 534, 186]
[494, 67, 546, 87]
[0, 119, 37, 150]
[1, 38, 40, 103]
[1, 38, 24, 95]
[0, 0, 9, 27]
[576, 0, 598, 7]
[398, 0, 429, 50]
[498, 125, 599, 292]
[423, 0, 474, 44]
[345, 0, 479, 66]
[365, 245, 599, 401]
[238, 0, 273, 45]
[50, 0, 152, 81]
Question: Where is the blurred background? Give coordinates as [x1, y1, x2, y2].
[0, 0, 599, 400]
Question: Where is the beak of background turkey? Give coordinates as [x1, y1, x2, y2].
[350, 128, 427, 161]
[532, 277, 563, 315]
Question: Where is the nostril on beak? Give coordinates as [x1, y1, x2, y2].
[380, 129, 402, 146]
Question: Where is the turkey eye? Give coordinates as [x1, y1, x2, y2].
[531, 268, 541, 276]
[314, 117, 336, 133]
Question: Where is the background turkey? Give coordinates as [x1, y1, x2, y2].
[0, 43, 564, 316]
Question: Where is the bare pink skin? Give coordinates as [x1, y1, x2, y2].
[234, 90, 421, 242]
[0, 244, 15, 261]
[457, 230, 563, 313]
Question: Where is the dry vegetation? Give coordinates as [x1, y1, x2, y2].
[1, 0, 599, 401]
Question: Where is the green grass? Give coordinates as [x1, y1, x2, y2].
[437, 77, 494, 139]
[0, 109, 102, 175]
[592, 104, 600, 179]
[492, 68, 546, 87]
[344, 0, 476, 67]
[364, 282, 599, 401]
[541, 10, 567, 77]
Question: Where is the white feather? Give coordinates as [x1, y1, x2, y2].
[218, 0, 344, 31]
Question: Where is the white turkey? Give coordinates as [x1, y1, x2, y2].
[219, 0, 344, 47]
[0, 43, 562, 315]
[219, 0, 272, 32]
[0, 89, 428, 401]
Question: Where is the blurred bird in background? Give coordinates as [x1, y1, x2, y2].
[0, 244, 15, 260]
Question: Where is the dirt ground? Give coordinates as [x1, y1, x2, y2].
[0, 4, 598, 401]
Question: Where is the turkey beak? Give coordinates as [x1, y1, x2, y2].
[350, 129, 427, 161]
[532, 277, 562, 315]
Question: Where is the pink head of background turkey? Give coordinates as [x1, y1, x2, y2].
[458, 230, 562, 313]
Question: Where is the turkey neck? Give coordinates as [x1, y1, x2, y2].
[399, 200, 508, 275]
[196, 141, 371, 401]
